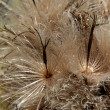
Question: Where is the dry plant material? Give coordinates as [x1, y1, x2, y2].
[0, 0, 110, 110]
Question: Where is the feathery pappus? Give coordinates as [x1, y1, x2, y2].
[0, 0, 110, 110]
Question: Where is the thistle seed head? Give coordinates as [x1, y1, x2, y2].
[0, 0, 110, 110]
